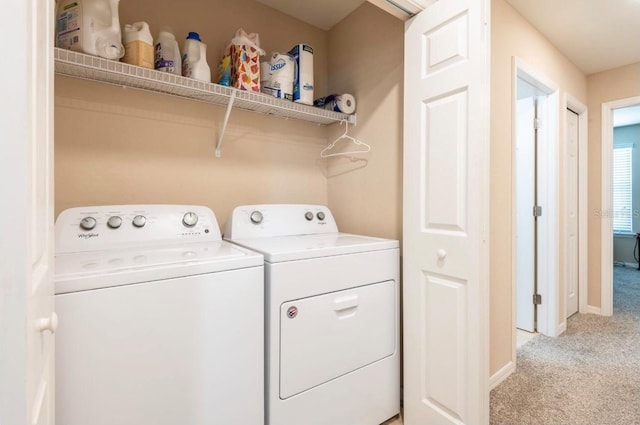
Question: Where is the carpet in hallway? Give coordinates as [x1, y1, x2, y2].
[490, 266, 640, 425]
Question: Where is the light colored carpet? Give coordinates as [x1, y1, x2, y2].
[490, 266, 640, 425]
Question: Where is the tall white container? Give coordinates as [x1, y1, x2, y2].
[181, 32, 211, 82]
[56, 0, 124, 60]
[154, 28, 182, 76]
[122, 22, 154, 69]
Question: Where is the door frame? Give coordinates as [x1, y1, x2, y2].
[0, 0, 56, 423]
[600, 95, 640, 317]
[511, 57, 561, 347]
[563, 94, 588, 324]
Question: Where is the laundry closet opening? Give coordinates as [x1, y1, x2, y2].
[53, 0, 404, 243]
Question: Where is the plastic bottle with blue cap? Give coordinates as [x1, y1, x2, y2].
[182, 32, 211, 82]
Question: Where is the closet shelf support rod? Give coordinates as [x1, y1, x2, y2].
[215, 90, 237, 158]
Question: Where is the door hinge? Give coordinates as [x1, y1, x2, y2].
[534, 118, 542, 130]
[533, 294, 542, 305]
[533, 205, 542, 217]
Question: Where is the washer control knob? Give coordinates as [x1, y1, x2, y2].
[305, 212, 314, 221]
[316, 211, 326, 221]
[182, 212, 199, 227]
[132, 215, 147, 228]
[107, 216, 122, 229]
[250, 211, 263, 224]
[79, 217, 97, 231]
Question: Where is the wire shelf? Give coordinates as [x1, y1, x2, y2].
[54, 48, 355, 126]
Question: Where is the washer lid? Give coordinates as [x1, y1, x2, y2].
[55, 241, 263, 294]
[226, 232, 399, 262]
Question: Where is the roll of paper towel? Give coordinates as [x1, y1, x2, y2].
[260, 61, 272, 84]
[288, 44, 314, 105]
[314, 93, 357, 115]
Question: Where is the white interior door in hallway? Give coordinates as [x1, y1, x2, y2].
[566, 108, 579, 318]
[512, 61, 561, 338]
[403, 0, 490, 424]
[515, 82, 539, 333]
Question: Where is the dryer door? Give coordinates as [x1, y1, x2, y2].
[279, 280, 396, 399]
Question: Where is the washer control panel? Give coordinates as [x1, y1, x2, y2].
[55, 205, 221, 254]
[224, 204, 338, 239]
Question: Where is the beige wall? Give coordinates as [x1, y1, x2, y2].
[490, 0, 587, 375]
[326, 3, 404, 241]
[586, 62, 640, 296]
[55, 0, 333, 228]
[55, 78, 330, 225]
[614, 236, 639, 264]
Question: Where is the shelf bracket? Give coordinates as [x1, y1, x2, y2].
[215, 90, 237, 158]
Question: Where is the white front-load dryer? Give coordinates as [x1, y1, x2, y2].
[54, 205, 264, 425]
[225, 204, 400, 425]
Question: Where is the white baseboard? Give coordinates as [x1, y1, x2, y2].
[586, 305, 601, 315]
[490, 361, 515, 390]
[557, 321, 567, 335]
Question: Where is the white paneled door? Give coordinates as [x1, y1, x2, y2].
[566, 109, 579, 317]
[403, 0, 490, 424]
[0, 1, 56, 424]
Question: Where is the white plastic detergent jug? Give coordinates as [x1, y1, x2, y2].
[122, 22, 154, 69]
[56, 0, 124, 60]
[181, 32, 211, 82]
[154, 28, 182, 76]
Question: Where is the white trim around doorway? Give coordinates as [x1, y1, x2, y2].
[601, 95, 640, 317]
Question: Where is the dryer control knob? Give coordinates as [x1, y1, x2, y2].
[107, 216, 122, 229]
[132, 215, 147, 228]
[250, 211, 263, 224]
[182, 212, 199, 227]
[305, 212, 314, 221]
[79, 216, 97, 231]
[316, 211, 326, 221]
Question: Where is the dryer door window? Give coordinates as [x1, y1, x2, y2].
[279, 280, 396, 399]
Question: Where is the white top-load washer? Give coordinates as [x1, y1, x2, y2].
[55, 205, 264, 425]
[224, 204, 400, 425]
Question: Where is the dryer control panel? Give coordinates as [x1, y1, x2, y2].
[55, 205, 221, 253]
[224, 204, 339, 239]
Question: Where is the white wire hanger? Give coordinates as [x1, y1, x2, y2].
[320, 120, 371, 158]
